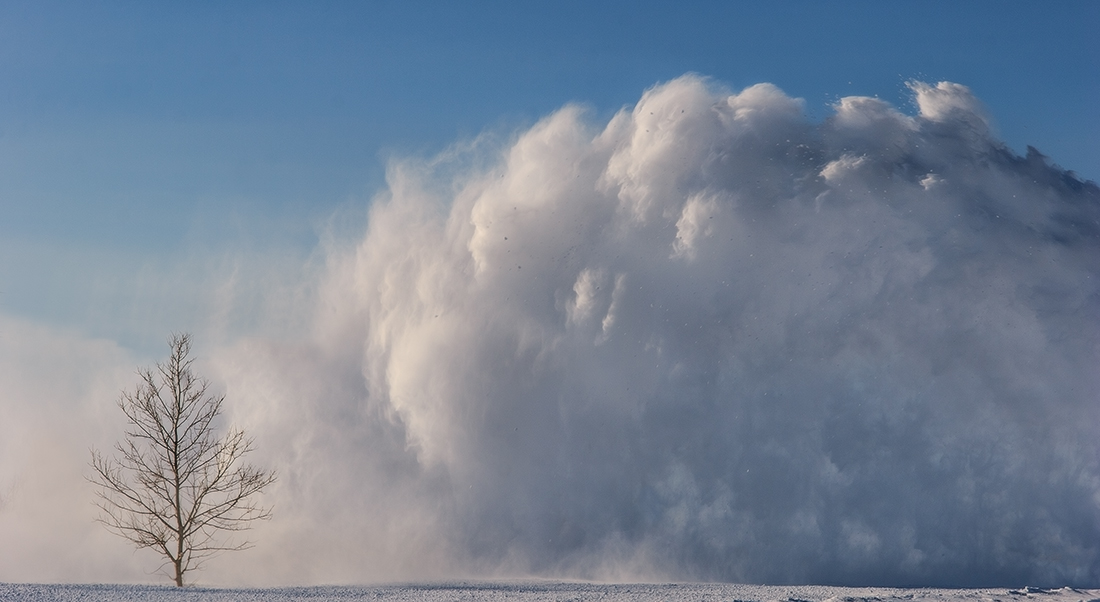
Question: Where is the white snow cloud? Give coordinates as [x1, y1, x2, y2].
[3, 75, 1098, 587]
[0, 317, 144, 583]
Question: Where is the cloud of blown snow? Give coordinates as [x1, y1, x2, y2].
[3, 75, 1097, 587]
[207, 75, 1100, 587]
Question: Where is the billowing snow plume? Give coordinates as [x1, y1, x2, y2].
[212, 75, 1100, 587]
[5, 75, 1095, 587]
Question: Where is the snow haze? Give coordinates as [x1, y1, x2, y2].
[2, 74, 1098, 587]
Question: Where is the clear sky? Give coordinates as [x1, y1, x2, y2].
[1, 1, 1097, 351]
[2, 1, 1099, 588]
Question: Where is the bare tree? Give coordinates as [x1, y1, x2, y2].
[90, 333, 275, 586]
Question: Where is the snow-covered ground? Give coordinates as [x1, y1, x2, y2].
[2, 582, 1098, 602]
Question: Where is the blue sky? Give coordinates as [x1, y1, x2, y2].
[1, 2, 1097, 352]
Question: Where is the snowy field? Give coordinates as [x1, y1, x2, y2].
[2, 582, 1098, 602]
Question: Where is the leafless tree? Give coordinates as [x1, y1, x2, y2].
[90, 333, 275, 586]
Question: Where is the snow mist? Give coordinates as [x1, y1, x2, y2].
[213, 76, 1100, 586]
[20, 75, 1091, 587]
